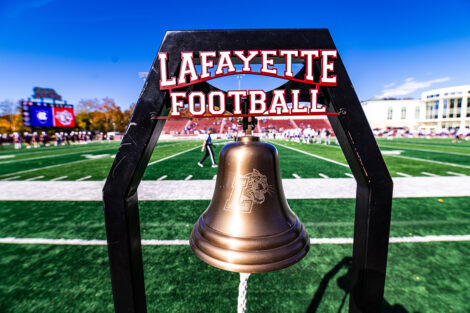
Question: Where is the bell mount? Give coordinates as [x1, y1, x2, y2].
[103, 29, 393, 313]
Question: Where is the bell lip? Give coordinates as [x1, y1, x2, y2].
[192, 222, 308, 265]
[236, 136, 260, 143]
[189, 216, 310, 273]
[190, 234, 310, 273]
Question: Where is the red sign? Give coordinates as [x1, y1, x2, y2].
[158, 49, 339, 119]
[53, 107, 75, 127]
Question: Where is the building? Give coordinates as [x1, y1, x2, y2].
[419, 85, 470, 130]
[361, 99, 421, 130]
[361, 85, 470, 132]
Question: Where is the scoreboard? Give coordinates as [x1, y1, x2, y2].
[21, 101, 76, 128]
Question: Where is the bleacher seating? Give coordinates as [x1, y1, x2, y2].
[188, 120, 222, 133]
[162, 120, 188, 134]
[292, 119, 332, 131]
[161, 118, 332, 135]
[258, 118, 295, 131]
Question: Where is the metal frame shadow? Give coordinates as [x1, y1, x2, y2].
[103, 29, 393, 313]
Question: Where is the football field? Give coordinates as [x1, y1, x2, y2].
[1, 138, 470, 312]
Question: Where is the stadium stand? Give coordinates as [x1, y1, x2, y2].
[292, 119, 332, 131]
[160, 117, 332, 135]
[258, 118, 295, 131]
[187, 120, 221, 133]
[161, 120, 190, 134]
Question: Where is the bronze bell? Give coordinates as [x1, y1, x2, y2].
[190, 136, 310, 273]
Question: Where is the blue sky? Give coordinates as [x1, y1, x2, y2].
[1, 0, 469, 109]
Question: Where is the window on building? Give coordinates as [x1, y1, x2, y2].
[467, 98, 470, 117]
[401, 106, 407, 119]
[443, 99, 448, 118]
[433, 101, 439, 119]
[387, 107, 393, 120]
[450, 99, 455, 118]
[456, 98, 462, 118]
[415, 106, 420, 119]
[426, 101, 433, 119]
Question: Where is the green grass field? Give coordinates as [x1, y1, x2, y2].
[1, 198, 469, 313]
[1, 137, 470, 312]
[1, 137, 469, 180]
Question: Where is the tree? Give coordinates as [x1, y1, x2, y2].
[123, 103, 135, 125]
[0, 100, 17, 133]
[76, 98, 129, 133]
[76, 99, 99, 130]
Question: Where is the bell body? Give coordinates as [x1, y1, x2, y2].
[190, 136, 310, 273]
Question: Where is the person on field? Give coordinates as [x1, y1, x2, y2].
[324, 129, 331, 145]
[198, 130, 217, 168]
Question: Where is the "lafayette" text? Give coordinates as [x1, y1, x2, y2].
[158, 49, 338, 118]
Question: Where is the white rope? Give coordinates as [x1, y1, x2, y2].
[237, 273, 251, 313]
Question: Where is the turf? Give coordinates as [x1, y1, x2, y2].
[1, 242, 469, 312]
[1, 138, 470, 180]
[1, 196, 470, 312]
[0, 141, 203, 180]
[1, 197, 470, 240]
[270, 140, 470, 177]
[1, 137, 470, 312]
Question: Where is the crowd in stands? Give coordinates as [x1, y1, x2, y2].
[263, 127, 333, 145]
[2, 118, 469, 149]
[376, 127, 470, 142]
[0, 131, 114, 149]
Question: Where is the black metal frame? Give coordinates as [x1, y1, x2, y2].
[103, 29, 393, 313]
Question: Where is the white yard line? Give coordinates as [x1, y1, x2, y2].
[396, 172, 411, 177]
[0, 155, 15, 159]
[0, 147, 116, 164]
[26, 176, 44, 181]
[344, 173, 354, 178]
[148, 146, 200, 165]
[385, 154, 470, 169]
[50, 176, 68, 181]
[184, 175, 193, 181]
[141, 240, 189, 245]
[292, 173, 301, 179]
[78, 219, 470, 228]
[76, 176, 92, 181]
[0, 158, 95, 178]
[1, 235, 469, 246]
[281, 140, 470, 169]
[157, 175, 167, 181]
[318, 173, 329, 178]
[304, 219, 470, 227]
[0, 144, 198, 178]
[1, 175, 21, 181]
[379, 144, 470, 157]
[421, 172, 439, 177]
[447, 171, 466, 177]
[2, 176, 470, 200]
[376, 140, 470, 150]
[271, 142, 349, 167]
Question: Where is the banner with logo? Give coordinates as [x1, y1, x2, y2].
[53, 107, 75, 127]
[29, 106, 54, 127]
[21, 101, 75, 128]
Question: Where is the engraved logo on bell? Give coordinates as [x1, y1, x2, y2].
[224, 169, 273, 213]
